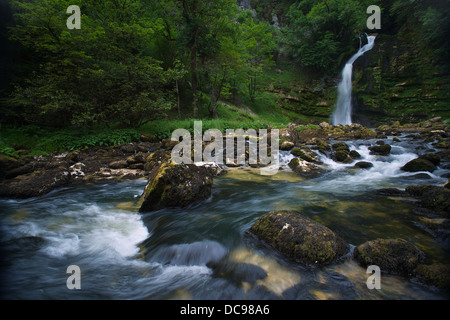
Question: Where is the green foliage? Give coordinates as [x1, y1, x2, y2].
[7, 0, 176, 127]
[285, 0, 379, 74]
[1, 126, 140, 155]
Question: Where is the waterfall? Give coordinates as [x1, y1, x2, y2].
[332, 35, 376, 126]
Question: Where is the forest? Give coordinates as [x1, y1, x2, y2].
[1, 0, 449, 156]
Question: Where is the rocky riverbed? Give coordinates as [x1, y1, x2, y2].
[1, 117, 449, 297]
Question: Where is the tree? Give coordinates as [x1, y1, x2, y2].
[7, 0, 176, 127]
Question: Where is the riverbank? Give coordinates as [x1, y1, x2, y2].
[0, 118, 449, 298]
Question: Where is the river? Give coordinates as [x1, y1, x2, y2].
[0, 133, 449, 300]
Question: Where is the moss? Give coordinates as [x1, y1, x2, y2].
[415, 264, 450, 290]
[249, 210, 349, 266]
[401, 158, 436, 172]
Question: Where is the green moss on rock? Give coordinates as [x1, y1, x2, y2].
[353, 238, 425, 275]
[249, 210, 349, 266]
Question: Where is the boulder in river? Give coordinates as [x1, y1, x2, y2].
[138, 160, 213, 212]
[401, 158, 436, 173]
[406, 185, 450, 217]
[353, 238, 425, 276]
[354, 161, 374, 169]
[288, 158, 323, 178]
[414, 264, 450, 291]
[0, 166, 70, 199]
[368, 144, 391, 156]
[248, 210, 349, 266]
[418, 153, 440, 166]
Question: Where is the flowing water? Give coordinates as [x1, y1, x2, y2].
[0, 134, 449, 300]
[333, 35, 376, 126]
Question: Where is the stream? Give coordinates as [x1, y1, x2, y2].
[0, 133, 449, 300]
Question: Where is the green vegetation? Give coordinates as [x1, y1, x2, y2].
[1, 0, 449, 157]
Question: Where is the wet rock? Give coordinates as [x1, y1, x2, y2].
[406, 185, 450, 217]
[280, 141, 294, 151]
[375, 188, 406, 196]
[290, 147, 302, 157]
[354, 161, 374, 169]
[288, 158, 323, 178]
[349, 150, 361, 159]
[120, 144, 136, 154]
[369, 144, 391, 156]
[161, 138, 179, 150]
[332, 142, 350, 153]
[401, 158, 436, 173]
[138, 161, 213, 212]
[414, 264, 450, 291]
[418, 153, 440, 166]
[108, 160, 129, 169]
[65, 150, 81, 164]
[296, 147, 320, 163]
[376, 125, 391, 133]
[319, 122, 332, 129]
[248, 210, 349, 266]
[334, 150, 352, 163]
[353, 238, 425, 276]
[0, 167, 70, 199]
[144, 150, 171, 172]
[312, 139, 331, 154]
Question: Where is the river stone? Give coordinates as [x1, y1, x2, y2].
[249, 210, 349, 266]
[138, 160, 213, 212]
[353, 238, 425, 275]
[401, 158, 436, 173]
[414, 264, 450, 290]
[418, 153, 440, 166]
[280, 141, 294, 151]
[369, 144, 391, 156]
[288, 158, 322, 178]
[354, 161, 374, 169]
[297, 147, 319, 163]
[0, 167, 70, 199]
[332, 142, 350, 153]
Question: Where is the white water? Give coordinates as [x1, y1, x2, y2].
[333, 35, 376, 125]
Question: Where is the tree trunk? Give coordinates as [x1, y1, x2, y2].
[191, 45, 198, 118]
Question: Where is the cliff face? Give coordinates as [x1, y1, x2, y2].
[351, 30, 450, 126]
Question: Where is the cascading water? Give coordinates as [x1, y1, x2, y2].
[332, 35, 376, 126]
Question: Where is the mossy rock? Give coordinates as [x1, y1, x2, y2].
[138, 161, 213, 212]
[418, 153, 441, 166]
[414, 264, 450, 290]
[332, 142, 350, 153]
[297, 147, 319, 163]
[349, 150, 361, 159]
[288, 158, 323, 178]
[335, 150, 351, 163]
[249, 210, 349, 266]
[290, 147, 302, 157]
[401, 158, 436, 173]
[144, 150, 171, 172]
[353, 238, 425, 276]
[368, 144, 391, 156]
[314, 139, 331, 153]
[354, 161, 374, 169]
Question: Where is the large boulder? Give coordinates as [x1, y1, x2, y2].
[401, 158, 436, 172]
[248, 210, 349, 266]
[288, 158, 322, 178]
[406, 185, 450, 217]
[0, 167, 70, 198]
[138, 161, 213, 212]
[353, 238, 425, 275]
[414, 264, 450, 290]
[369, 144, 391, 156]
